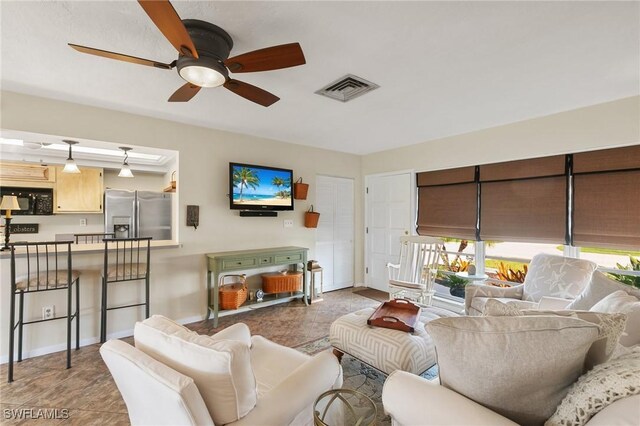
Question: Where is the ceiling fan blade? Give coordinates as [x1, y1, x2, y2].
[168, 82, 201, 102]
[225, 43, 305, 73]
[138, 0, 198, 58]
[68, 44, 174, 69]
[224, 80, 280, 107]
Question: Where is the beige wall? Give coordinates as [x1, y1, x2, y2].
[0, 91, 363, 360]
[1, 91, 638, 360]
[362, 96, 640, 175]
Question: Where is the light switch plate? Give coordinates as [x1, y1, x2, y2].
[283, 219, 293, 228]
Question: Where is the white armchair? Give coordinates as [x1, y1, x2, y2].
[101, 317, 343, 426]
[465, 253, 597, 315]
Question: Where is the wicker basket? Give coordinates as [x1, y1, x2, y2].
[219, 275, 248, 310]
[305, 205, 320, 228]
[294, 178, 309, 200]
[262, 271, 303, 293]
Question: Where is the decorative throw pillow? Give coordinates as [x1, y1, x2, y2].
[483, 299, 627, 370]
[464, 283, 524, 315]
[481, 298, 523, 316]
[568, 271, 640, 311]
[522, 254, 597, 302]
[591, 290, 640, 347]
[427, 316, 600, 425]
[545, 347, 640, 426]
[209, 322, 252, 348]
[134, 315, 257, 425]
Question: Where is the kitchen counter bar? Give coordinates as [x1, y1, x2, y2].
[0, 240, 181, 258]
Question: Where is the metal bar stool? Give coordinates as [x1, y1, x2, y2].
[7, 241, 80, 382]
[100, 237, 152, 343]
[74, 232, 115, 244]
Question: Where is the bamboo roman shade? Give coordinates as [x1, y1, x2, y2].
[572, 145, 640, 249]
[417, 167, 477, 240]
[480, 155, 567, 243]
[415, 145, 639, 249]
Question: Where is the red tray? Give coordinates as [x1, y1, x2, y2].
[367, 299, 421, 332]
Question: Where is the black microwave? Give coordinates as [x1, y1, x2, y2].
[0, 187, 54, 215]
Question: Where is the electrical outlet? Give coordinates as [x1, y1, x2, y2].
[283, 219, 293, 228]
[79, 218, 87, 227]
[42, 306, 54, 320]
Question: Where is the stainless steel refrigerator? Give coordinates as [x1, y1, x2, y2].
[104, 189, 172, 240]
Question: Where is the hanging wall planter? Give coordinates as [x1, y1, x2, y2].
[293, 178, 309, 200]
[304, 205, 320, 228]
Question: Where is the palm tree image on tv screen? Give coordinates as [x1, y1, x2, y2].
[232, 165, 292, 207]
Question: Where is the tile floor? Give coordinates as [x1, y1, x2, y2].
[1, 288, 380, 425]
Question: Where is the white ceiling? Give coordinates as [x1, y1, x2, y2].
[1, 1, 638, 155]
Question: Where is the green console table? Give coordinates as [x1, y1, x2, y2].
[206, 246, 309, 327]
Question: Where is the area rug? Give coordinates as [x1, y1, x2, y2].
[352, 287, 389, 303]
[295, 336, 438, 426]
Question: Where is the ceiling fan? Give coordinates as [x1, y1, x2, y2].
[68, 0, 306, 107]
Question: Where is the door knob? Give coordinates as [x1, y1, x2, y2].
[404, 231, 409, 235]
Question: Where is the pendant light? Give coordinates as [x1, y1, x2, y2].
[118, 147, 134, 178]
[62, 140, 81, 173]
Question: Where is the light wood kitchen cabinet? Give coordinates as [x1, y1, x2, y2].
[54, 166, 103, 213]
[0, 162, 55, 188]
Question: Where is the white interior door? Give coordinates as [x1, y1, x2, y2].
[366, 172, 413, 292]
[315, 176, 354, 292]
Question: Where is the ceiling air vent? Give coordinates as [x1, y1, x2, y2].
[315, 74, 379, 102]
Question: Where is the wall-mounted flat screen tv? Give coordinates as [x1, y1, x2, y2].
[229, 162, 294, 211]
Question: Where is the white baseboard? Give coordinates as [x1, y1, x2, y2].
[0, 336, 102, 365]
[0, 314, 205, 365]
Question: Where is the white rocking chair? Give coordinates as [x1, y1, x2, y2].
[386, 236, 443, 306]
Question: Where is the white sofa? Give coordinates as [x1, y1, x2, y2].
[384, 270, 640, 426]
[101, 317, 343, 426]
[382, 371, 640, 426]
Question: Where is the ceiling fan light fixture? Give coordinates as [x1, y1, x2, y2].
[69, 4, 305, 106]
[62, 140, 81, 174]
[179, 65, 225, 88]
[177, 56, 228, 88]
[118, 147, 134, 178]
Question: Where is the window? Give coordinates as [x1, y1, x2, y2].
[433, 239, 476, 300]
[572, 145, 640, 250]
[483, 241, 561, 286]
[580, 247, 640, 290]
[415, 145, 640, 302]
[416, 167, 477, 240]
[479, 155, 567, 244]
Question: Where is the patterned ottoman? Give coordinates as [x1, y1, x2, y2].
[329, 306, 458, 375]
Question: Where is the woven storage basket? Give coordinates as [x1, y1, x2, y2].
[262, 271, 303, 293]
[219, 275, 248, 310]
[305, 205, 320, 228]
[293, 178, 309, 200]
